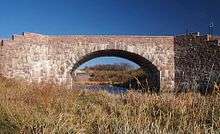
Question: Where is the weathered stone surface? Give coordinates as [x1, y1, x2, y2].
[175, 34, 220, 91]
[0, 32, 219, 92]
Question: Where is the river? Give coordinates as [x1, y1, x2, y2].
[72, 84, 128, 94]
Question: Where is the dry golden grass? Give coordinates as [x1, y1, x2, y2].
[87, 69, 145, 83]
[0, 77, 220, 134]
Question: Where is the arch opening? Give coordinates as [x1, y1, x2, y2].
[71, 49, 160, 92]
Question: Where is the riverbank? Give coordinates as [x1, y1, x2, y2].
[85, 69, 146, 83]
[0, 77, 220, 133]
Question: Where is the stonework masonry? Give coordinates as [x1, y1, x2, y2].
[0, 32, 219, 92]
[175, 34, 220, 90]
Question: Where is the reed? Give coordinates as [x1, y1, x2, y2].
[0, 76, 220, 134]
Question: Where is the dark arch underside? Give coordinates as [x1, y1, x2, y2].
[71, 49, 160, 91]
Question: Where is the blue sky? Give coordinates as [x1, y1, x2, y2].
[0, 0, 219, 67]
[79, 57, 140, 69]
[0, 0, 219, 37]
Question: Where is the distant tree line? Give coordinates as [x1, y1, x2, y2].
[83, 63, 136, 71]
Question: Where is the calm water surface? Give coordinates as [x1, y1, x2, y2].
[73, 84, 128, 94]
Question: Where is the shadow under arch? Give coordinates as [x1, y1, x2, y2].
[71, 49, 160, 92]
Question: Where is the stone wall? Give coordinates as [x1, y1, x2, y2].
[1, 32, 219, 92]
[174, 35, 220, 91]
[0, 33, 175, 91]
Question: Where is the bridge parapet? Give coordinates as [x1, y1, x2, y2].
[1, 33, 48, 46]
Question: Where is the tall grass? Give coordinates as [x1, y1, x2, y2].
[0, 77, 220, 134]
[87, 69, 145, 83]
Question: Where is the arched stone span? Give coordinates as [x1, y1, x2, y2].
[1, 33, 220, 92]
[70, 49, 160, 90]
[0, 33, 175, 92]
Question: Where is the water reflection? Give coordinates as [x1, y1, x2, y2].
[73, 84, 128, 94]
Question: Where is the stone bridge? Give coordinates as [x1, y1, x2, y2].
[0, 32, 219, 92]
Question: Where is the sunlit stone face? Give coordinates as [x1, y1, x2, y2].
[0, 33, 180, 91]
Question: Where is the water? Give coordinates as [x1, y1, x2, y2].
[84, 84, 128, 94]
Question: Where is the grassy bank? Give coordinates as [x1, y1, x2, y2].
[87, 69, 145, 83]
[0, 77, 220, 133]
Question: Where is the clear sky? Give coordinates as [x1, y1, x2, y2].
[78, 57, 140, 69]
[0, 0, 219, 37]
[0, 0, 219, 67]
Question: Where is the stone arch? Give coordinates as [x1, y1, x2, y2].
[70, 49, 160, 91]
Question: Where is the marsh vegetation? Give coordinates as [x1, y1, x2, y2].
[0, 76, 220, 133]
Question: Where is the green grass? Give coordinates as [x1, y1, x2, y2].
[0, 77, 220, 133]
